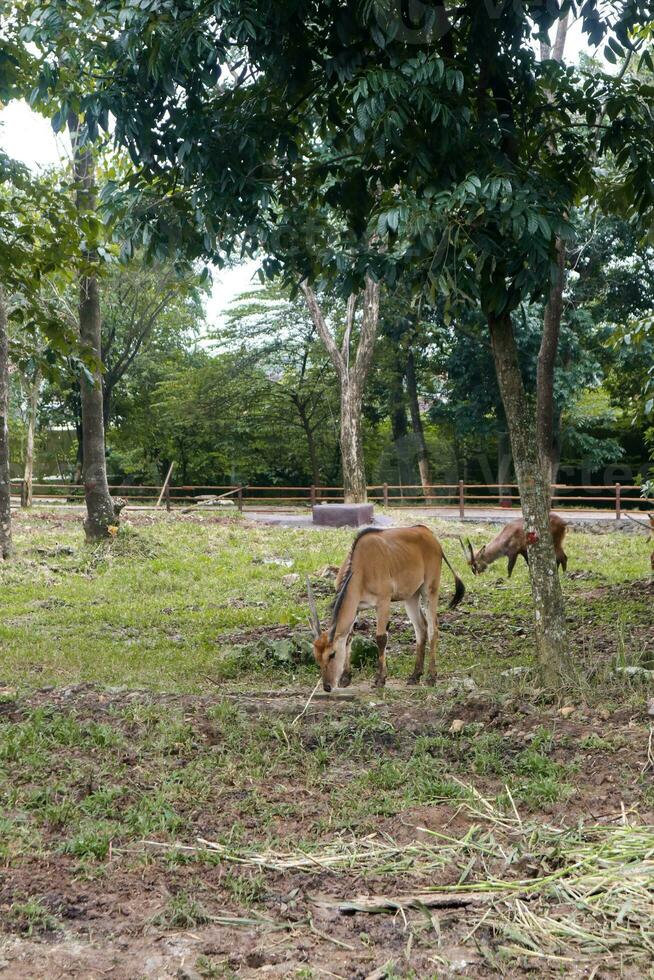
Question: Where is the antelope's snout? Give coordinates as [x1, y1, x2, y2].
[323, 682, 332, 693]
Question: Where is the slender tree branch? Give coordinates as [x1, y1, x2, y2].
[300, 282, 344, 377]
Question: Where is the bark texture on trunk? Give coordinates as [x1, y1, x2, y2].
[340, 378, 367, 502]
[301, 277, 380, 503]
[21, 370, 40, 508]
[405, 351, 432, 496]
[0, 286, 12, 558]
[70, 118, 117, 540]
[489, 313, 569, 684]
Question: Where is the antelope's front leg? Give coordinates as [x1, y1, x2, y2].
[373, 600, 390, 688]
[338, 628, 354, 688]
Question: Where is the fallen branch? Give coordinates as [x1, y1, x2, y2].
[363, 960, 396, 980]
[624, 512, 652, 532]
[319, 890, 506, 915]
[291, 678, 321, 726]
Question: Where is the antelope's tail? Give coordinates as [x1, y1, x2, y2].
[442, 550, 466, 609]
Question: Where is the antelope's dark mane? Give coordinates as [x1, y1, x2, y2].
[328, 527, 383, 641]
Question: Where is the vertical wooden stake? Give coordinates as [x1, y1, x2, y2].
[459, 480, 465, 519]
[237, 485, 243, 512]
[156, 462, 175, 509]
[615, 482, 621, 521]
[383, 483, 389, 507]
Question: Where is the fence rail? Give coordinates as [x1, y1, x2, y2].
[9, 479, 650, 517]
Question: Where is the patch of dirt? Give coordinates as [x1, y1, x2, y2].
[1, 683, 653, 977]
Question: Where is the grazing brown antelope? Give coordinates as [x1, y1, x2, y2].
[461, 513, 568, 578]
[307, 525, 465, 692]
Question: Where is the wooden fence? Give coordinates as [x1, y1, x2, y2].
[9, 480, 649, 517]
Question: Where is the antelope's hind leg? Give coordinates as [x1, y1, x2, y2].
[405, 592, 427, 685]
[373, 600, 390, 688]
[423, 586, 440, 686]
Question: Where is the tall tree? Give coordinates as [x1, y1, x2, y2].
[20, 364, 40, 507]
[0, 285, 11, 558]
[100, 259, 203, 428]
[405, 350, 432, 494]
[68, 117, 117, 539]
[220, 284, 339, 486]
[301, 278, 380, 502]
[0, 148, 80, 544]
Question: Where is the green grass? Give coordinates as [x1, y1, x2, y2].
[0, 510, 651, 693]
[6, 897, 60, 936]
[0, 511, 653, 974]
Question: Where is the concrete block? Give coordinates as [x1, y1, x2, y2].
[312, 503, 374, 528]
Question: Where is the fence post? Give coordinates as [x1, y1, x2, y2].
[237, 485, 243, 512]
[615, 482, 621, 520]
[165, 482, 171, 512]
[459, 480, 465, 519]
[310, 485, 316, 506]
[383, 482, 389, 507]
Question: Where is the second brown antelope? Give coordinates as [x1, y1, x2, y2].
[307, 525, 465, 692]
[461, 513, 568, 578]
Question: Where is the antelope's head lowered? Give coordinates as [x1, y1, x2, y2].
[460, 537, 488, 575]
[307, 579, 340, 691]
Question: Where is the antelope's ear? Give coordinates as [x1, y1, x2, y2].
[459, 537, 470, 561]
[306, 578, 321, 638]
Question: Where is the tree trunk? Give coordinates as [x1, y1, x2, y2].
[488, 312, 569, 684]
[340, 376, 367, 503]
[497, 428, 512, 506]
[405, 351, 431, 496]
[296, 401, 321, 486]
[388, 359, 410, 490]
[300, 277, 380, 505]
[307, 430, 320, 487]
[21, 370, 40, 508]
[69, 117, 117, 540]
[0, 286, 12, 559]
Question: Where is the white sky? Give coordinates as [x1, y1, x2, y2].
[0, 15, 596, 329]
[0, 102, 260, 331]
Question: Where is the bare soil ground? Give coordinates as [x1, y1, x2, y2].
[1, 680, 653, 979]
